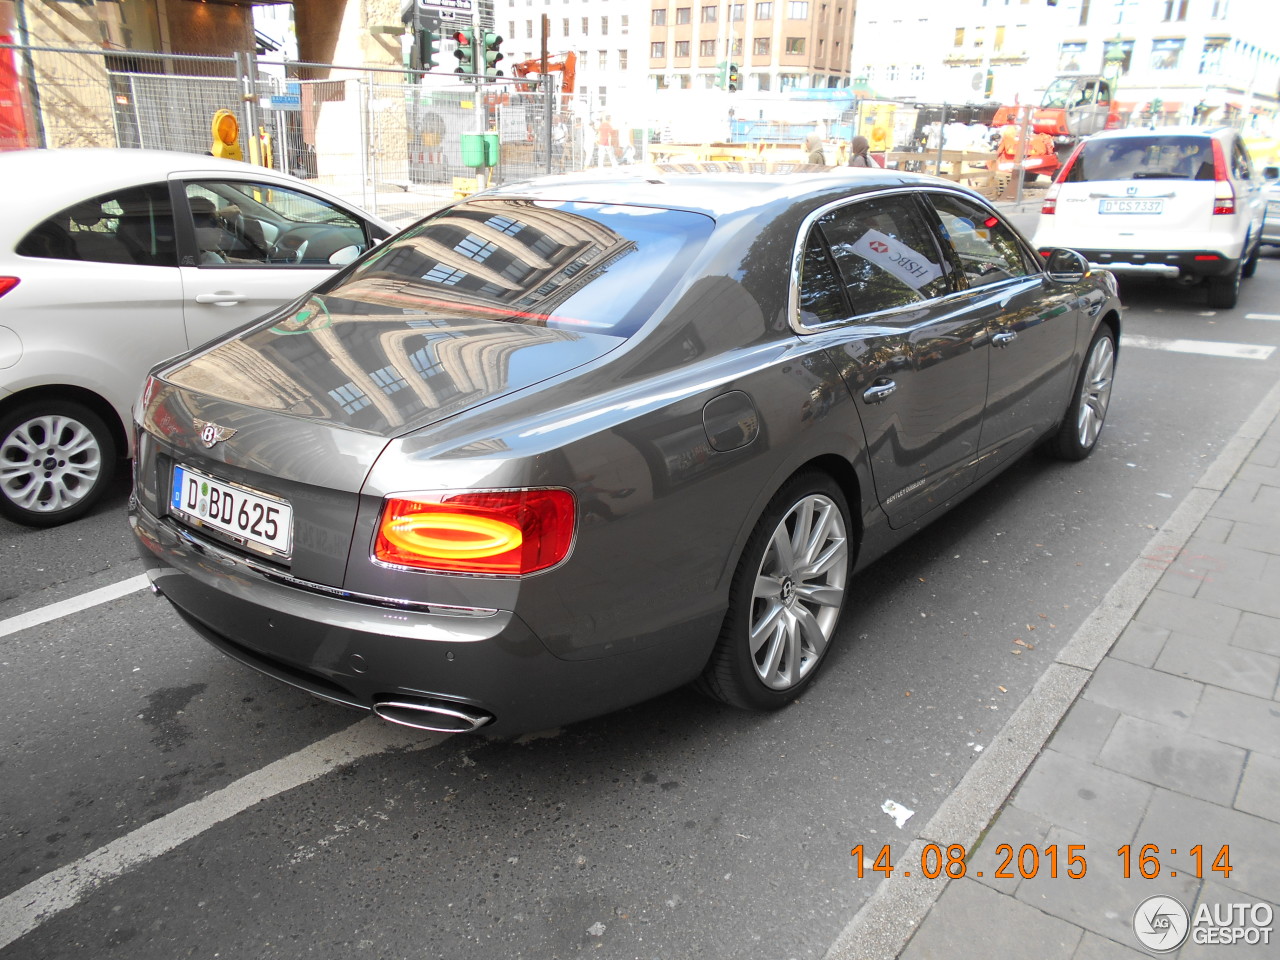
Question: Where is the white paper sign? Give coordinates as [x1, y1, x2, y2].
[851, 228, 944, 291]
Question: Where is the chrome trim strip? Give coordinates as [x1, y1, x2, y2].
[171, 524, 499, 618]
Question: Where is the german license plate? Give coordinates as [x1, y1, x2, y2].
[1099, 198, 1164, 214]
[170, 464, 292, 556]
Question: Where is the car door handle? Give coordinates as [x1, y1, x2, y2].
[862, 379, 897, 403]
[195, 292, 249, 305]
[992, 331, 1017, 347]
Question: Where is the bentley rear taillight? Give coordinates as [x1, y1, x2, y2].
[375, 489, 576, 576]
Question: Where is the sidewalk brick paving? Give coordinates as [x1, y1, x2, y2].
[896, 407, 1280, 958]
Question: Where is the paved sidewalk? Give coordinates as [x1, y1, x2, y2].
[828, 382, 1280, 959]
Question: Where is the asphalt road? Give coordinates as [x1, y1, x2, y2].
[3, 248, 1280, 960]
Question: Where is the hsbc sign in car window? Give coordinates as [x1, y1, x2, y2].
[851, 229, 945, 291]
[818, 197, 949, 316]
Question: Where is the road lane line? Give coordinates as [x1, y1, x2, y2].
[0, 574, 150, 640]
[0, 718, 446, 951]
[1121, 333, 1275, 361]
[1244, 313, 1280, 321]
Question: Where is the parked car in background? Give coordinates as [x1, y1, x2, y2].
[1262, 164, 1280, 246]
[1033, 126, 1265, 308]
[0, 148, 394, 527]
[132, 166, 1121, 736]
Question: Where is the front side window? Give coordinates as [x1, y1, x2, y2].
[17, 182, 177, 267]
[183, 181, 367, 267]
[928, 193, 1033, 288]
[807, 196, 949, 320]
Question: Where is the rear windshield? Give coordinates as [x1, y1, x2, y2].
[321, 198, 715, 339]
[1064, 135, 1217, 182]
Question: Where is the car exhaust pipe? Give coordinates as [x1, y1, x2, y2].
[372, 697, 493, 733]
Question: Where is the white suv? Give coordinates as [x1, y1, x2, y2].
[1032, 126, 1265, 308]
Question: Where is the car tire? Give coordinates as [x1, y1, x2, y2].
[1045, 324, 1116, 462]
[0, 400, 117, 527]
[1205, 262, 1241, 309]
[695, 472, 852, 711]
[1241, 237, 1260, 279]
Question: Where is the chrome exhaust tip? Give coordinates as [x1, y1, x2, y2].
[372, 697, 493, 734]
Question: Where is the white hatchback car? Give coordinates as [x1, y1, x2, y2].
[0, 149, 394, 527]
[1033, 126, 1265, 309]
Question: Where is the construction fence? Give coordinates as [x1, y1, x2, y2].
[1, 43, 589, 225]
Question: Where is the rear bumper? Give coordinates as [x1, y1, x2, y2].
[131, 502, 710, 735]
[1058, 249, 1240, 279]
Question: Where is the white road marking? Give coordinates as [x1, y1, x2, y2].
[0, 719, 446, 950]
[0, 574, 150, 640]
[1245, 313, 1280, 321]
[1121, 334, 1276, 361]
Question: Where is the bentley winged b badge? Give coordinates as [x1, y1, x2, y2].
[193, 418, 237, 448]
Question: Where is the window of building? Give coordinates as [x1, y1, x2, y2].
[785, 37, 805, 55]
[509, 20, 516, 38]
[702, 73, 717, 88]
[910, 63, 923, 81]
[1163, 0, 1189, 20]
[563, 17, 570, 35]
[753, 36, 771, 55]
[601, 16, 608, 34]
[676, 7, 691, 24]
[526, 20, 534, 38]
[1151, 38, 1183, 70]
[678, 73, 692, 88]
[1103, 38, 1134, 73]
[1058, 41, 1086, 71]
[651, 41, 665, 58]
[817, 38, 824, 58]
[581, 16, 589, 33]
[954, 27, 964, 47]
[619, 49, 628, 68]
[653, 73, 669, 89]
[994, 25, 1005, 50]
[886, 64, 899, 81]
[788, 1, 809, 18]
[755, 72, 771, 90]
[1200, 37, 1226, 73]
[700, 39, 716, 56]
[731, 37, 744, 56]
[675, 40, 691, 57]
[701, 5, 717, 22]
[1210, 0, 1229, 17]
[756, 2, 773, 19]
[652, 9, 666, 26]
[599, 50, 608, 67]
[730, 4, 744, 20]
[1078, 0, 1090, 27]
[621, 14, 629, 33]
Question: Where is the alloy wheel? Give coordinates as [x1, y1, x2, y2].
[1076, 335, 1115, 451]
[0, 413, 105, 515]
[748, 493, 849, 690]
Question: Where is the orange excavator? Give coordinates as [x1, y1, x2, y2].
[509, 52, 577, 99]
[992, 74, 1122, 162]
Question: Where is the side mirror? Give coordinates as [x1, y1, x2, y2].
[1264, 165, 1280, 181]
[1043, 248, 1091, 284]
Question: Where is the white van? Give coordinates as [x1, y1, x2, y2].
[1032, 126, 1264, 308]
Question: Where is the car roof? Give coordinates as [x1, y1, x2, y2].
[1085, 125, 1235, 143]
[0, 148, 389, 248]
[477, 164, 966, 219]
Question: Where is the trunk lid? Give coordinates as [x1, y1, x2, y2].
[136, 294, 622, 586]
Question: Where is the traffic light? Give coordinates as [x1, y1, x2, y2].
[452, 29, 475, 74]
[727, 63, 740, 91]
[412, 28, 441, 71]
[483, 32, 504, 77]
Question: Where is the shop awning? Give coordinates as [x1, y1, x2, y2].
[1160, 101, 1181, 113]
[1116, 101, 1138, 112]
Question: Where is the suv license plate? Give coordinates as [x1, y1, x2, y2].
[171, 464, 292, 556]
[1099, 199, 1164, 214]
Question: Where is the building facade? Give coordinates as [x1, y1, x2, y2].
[646, 0, 857, 93]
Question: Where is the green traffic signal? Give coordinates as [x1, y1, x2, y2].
[411, 28, 441, 71]
[483, 31, 505, 77]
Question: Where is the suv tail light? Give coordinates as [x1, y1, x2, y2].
[1041, 184, 1060, 215]
[375, 489, 576, 576]
[0, 277, 18, 298]
[1210, 139, 1235, 215]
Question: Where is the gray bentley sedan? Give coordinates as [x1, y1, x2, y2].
[131, 165, 1121, 736]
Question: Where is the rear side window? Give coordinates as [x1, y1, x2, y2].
[324, 198, 714, 339]
[1064, 136, 1216, 182]
[809, 196, 949, 318]
[16, 183, 177, 266]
